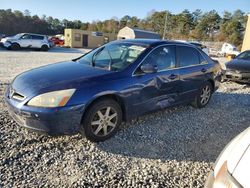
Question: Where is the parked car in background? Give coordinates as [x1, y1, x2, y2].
[49, 36, 64, 46]
[209, 48, 220, 57]
[48, 38, 55, 48]
[218, 43, 240, 57]
[205, 126, 250, 188]
[0, 33, 50, 51]
[222, 50, 250, 83]
[5, 39, 221, 142]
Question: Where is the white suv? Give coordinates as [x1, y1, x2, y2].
[1, 33, 50, 51]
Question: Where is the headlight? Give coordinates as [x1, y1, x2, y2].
[27, 89, 76, 107]
[212, 161, 241, 188]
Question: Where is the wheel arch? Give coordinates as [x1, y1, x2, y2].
[41, 43, 49, 48]
[81, 94, 127, 124]
[11, 42, 21, 47]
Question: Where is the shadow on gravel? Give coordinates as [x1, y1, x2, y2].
[97, 91, 250, 163]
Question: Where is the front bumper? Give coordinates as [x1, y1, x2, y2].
[4, 88, 85, 136]
[223, 70, 250, 83]
[3, 41, 11, 48]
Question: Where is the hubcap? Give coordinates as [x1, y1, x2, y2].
[200, 85, 211, 105]
[91, 107, 117, 136]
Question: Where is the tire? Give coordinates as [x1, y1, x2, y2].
[80, 99, 122, 142]
[11, 43, 20, 50]
[191, 82, 213, 108]
[40, 45, 49, 51]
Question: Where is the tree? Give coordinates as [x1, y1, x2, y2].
[0, 8, 247, 48]
[23, 9, 31, 17]
[192, 10, 221, 40]
[128, 16, 140, 28]
[120, 15, 131, 28]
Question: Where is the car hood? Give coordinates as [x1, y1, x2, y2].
[11, 61, 111, 97]
[226, 59, 250, 72]
[1, 36, 16, 43]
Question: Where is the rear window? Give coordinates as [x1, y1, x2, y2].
[198, 52, 207, 64]
[31, 35, 44, 40]
[177, 46, 200, 67]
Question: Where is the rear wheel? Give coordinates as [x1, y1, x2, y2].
[80, 99, 122, 142]
[40, 45, 48, 51]
[192, 82, 213, 108]
[11, 43, 20, 50]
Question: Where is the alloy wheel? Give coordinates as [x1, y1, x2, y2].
[200, 85, 211, 105]
[91, 106, 118, 137]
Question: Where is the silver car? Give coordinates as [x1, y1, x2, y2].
[205, 127, 250, 187]
[1, 33, 50, 51]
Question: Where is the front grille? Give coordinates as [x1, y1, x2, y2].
[9, 87, 26, 101]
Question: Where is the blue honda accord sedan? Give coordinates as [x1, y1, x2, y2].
[5, 39, 221, 142]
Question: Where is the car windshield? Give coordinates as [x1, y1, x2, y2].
[13, 33, 23, 39]
[77, 42, 147, 71]
[236, 51, 250, 61]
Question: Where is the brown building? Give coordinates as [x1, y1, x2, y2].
[64, 29, 116, 48]
[242, 14, 250, 52]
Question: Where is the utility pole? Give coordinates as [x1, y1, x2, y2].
[162, 11, 168, 40]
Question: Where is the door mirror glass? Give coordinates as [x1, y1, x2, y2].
[140, 63, 158, 74]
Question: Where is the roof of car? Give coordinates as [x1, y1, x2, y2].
[113, 39, 193, 47]
[20, 33, 46, 36]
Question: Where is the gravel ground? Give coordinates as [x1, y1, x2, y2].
[0, 48, 250, 187]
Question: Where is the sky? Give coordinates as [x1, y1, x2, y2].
[0, 0, 249, 22]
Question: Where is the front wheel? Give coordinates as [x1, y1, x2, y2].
[80, 99, 122, 142]
[11, 43, 20, 50]
[192, 82, 213, 108]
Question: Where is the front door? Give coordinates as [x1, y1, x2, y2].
[130, 45, 180, 117]
[19, 34, 32, 48]
[82, 34, 88, 47]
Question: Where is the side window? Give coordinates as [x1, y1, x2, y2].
[177, 46, 200, 67]
[20, 34, 31, 39]
[142, 45, 176, 71]
[31, 35, 44, 40]
[198, 51, 208, 64]
[94, 48, 111, 69]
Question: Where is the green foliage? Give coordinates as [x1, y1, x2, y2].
[0, 8, 247, 47]
[219, 9, 246, 47]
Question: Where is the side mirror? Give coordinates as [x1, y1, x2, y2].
[140, 63, 158, 74]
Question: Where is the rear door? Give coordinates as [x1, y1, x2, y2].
[176, 45, 212, 102]
[130, 45, 180, 117]
[30, 35, 44, 48]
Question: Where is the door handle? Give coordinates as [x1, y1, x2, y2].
[168, 74, 178, 80]
[201, 68, 207, 73]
